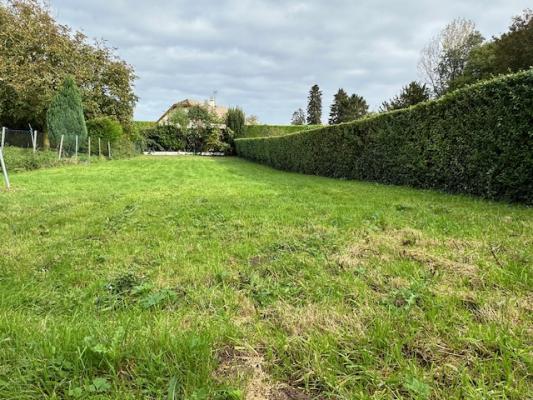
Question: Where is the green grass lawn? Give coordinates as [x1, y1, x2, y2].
[0, 157, 531, 399]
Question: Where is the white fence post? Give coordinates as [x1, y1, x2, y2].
[107, 141, 111, 159]
[1, 127, 5, 150]
[33, 130, 37, 153]
[98, 138, 101, 158]
[0, 148, 10, 190]
[58, 135, 64, 160]
[75, 135, 79, 160]
[88, 136, 91, 163]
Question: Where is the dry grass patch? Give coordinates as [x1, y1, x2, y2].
[215, 346, 311, 400]
[264, 302, 366, 339]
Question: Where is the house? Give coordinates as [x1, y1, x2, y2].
[157, 98, 228, 125]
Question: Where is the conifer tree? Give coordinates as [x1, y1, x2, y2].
[330, 89, 368, 123]
[344, 94, 369, 121]
[329, 89, 349, 124]
[226, 107, 245, 137]
[306, 84, 322, 125]
[46, 76, 87, 153]
[381, 81, 430, 112]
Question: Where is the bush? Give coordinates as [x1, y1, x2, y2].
[86, 117, 124, 143]
[236, 71, 533, 204]
[144, 125, 185, 151]
[2, 146, 73, 172]
[239, 124, 319, 138]
[46, 76, 87, 153]
[142, 123, 235, 154]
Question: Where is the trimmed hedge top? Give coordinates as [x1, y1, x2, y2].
[239, 124, 320, 138]
[236, 71, 533, 203]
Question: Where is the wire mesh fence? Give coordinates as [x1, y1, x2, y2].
[1, 126, 117, 191]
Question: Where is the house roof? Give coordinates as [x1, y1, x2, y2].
[157, 99, 228, 123]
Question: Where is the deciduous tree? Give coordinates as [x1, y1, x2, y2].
[0, 0, 137, 133]
[291, 108, 306, 125]
[450, 9, 532, 89]
[418, 18, 483, 96]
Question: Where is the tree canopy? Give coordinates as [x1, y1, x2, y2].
[329, 89, 368, 124]
[450, 9, 533, 90]
[381, 82, 430, 112]
[0, 0, 137, 132]
[291, 108, 306, 125]
[418, 18, 484, 96]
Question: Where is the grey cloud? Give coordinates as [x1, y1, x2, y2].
[51, 0, 531, 123]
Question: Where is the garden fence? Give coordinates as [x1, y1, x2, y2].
[1, 126, 114, 191]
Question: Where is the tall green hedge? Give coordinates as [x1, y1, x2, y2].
[239, 124, 320, 138]
[236, 71, 533, 203]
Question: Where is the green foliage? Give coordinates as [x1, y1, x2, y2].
[451, 9, 533, 89]
[1, 157, 531, 398]
[306, 84, 322, 125]
[188, 105, 217, 124]
[46, 76, 87, 153]
[132, 121, 156, 132]
[168, 108, 190, 130]
[0, 0, 137, 131]
[381, 81, 430, 112]
[344, 93, 368, 121]
[329, 89, 349, 124]
[225, 108, 245, 137]
[236, 71, 533, 203]
[2, 146, 72, 172]
[144, 125, 185, 151]
[330, 89, 369, 124]
[239, 124, 318, 138]
[86, 116, 123, 143]
[492, 9, 533, 73]
[419, 18, 484, 96]
[143, 123, 233, 154]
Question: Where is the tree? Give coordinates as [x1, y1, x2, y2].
[186, 105, 217, 153]
[450, 9, 532, 89]
[329, 89, 349, 125]
[0, 0, 137, 133]
[168, 108, 190, 130]
[245, 115, 259, 125]
[381, 81, 430, 112]
[493, 9, 533, 73]
[344, 94, 368, 121]
[226, 107, 245, 137]
[46, 76, 87, 153]
[330, 90, 368, 123]
[291, 108, 306, 125]
[418, 18, 484, 96]
[306, 84, 322, 125]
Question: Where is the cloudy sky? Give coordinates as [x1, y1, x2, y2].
[50, 0, 530, 124]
